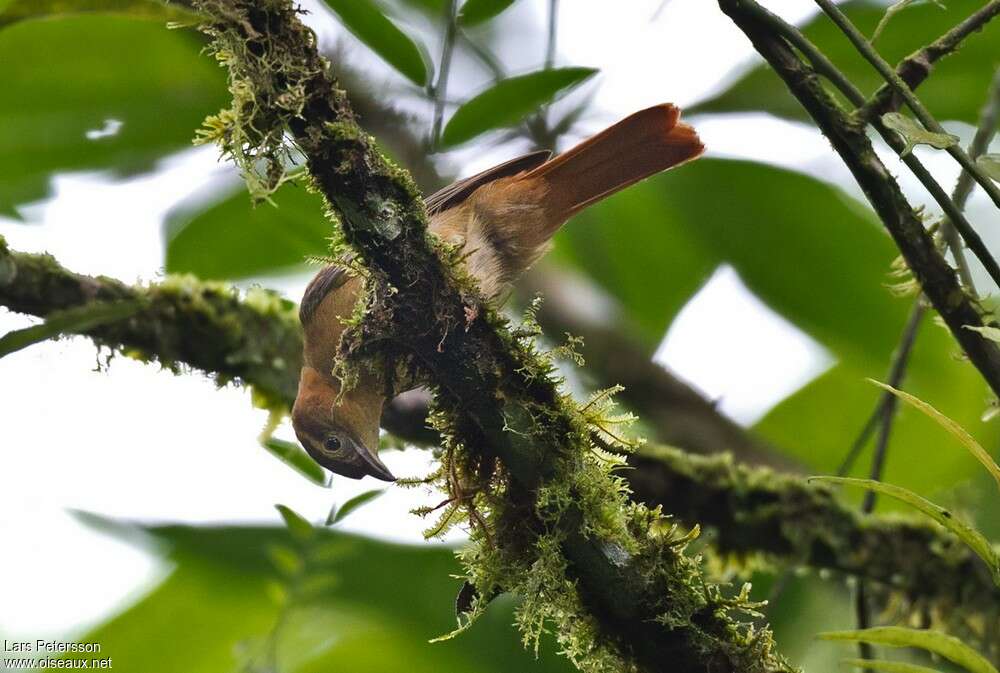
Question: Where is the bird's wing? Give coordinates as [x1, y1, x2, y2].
[300, 152, 553, 325]
[424, 150, 552, 215]
[299, 264, 351, 326]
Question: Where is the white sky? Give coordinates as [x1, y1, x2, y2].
[2, 0, 997, 641]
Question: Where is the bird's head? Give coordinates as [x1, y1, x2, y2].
[292, 366, 394, 482]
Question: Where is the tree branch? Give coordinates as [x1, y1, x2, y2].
[627, 446, 1000, 663]
[744, 1, 1000, 292]
[0, 236, 302, 407]
[812, 0, 1000, 212]
[857, 0, 1000, 121]
[3, 237, 997, 658]
[187, 2, 796, 670]
[718, 0, 1000, 400]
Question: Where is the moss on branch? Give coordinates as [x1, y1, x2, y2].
[628, 446, 1000, 662]
[187, 1, 795, 671]
[0, 236, 301, 408]
[4, 228, 999, 664]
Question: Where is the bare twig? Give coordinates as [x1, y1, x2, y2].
[430, 0, 459, 149]
[742, 2, 1000, 292]
[813, 0, 1000, 211]
[719, 0, 1000, 399]
[858, 0, 1000, 121]
[544, 0, 558, 70]
[840, 63, 1000, 664]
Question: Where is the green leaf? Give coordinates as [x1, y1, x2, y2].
[693, 0, 1000, 123]
[818, 627, 999, 673]
[440, 67, 597, 147]
[880, 112, 959, 156]
[0, 14, 226, 217]
[0, 300, 141, 359]
[0, 0, 201, 29]
[842, 658, 945, 673]
[552, 157, 998, 492]
[869, 379, 1000, 491]
[321, 0, 429, 86]
[977, 154, 1000, 182]
[166, 182, 331, 280]
[275, 504, 316, 541]
[262, 438, 331, 488]
[457, 0, 517, 26]
[329, 489, 386, 525]
[76, 521, 576, 673]
[809, 476, 1000, 586]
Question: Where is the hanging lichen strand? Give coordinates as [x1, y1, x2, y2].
[189, 1, 794, 671]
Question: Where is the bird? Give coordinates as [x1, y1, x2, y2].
[292, 103, 704, 481]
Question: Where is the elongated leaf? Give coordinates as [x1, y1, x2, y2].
[0, 0, 200, 29]
[329, 489, 385, 525]
[0, 300, 141, 358]
[322, 0, 428, 86]
[810, 476, 1000, 586]
[458, 0, 517, 26]
[262, 437, 331, 487]
[818, 627, 998, 673]
[842, 658, 944, 673]
[869, 379, 1000, 490]
[441, 67, 597, 147]
[275, 504, 315, 541]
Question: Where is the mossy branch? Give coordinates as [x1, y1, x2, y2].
[185, 1, 799, 670]
[2, 235, 998, 658]
[0, 236, 301, 407]
[628, 446, 1000, 663]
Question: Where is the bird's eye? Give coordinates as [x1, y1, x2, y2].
[324, 435, 342, 452]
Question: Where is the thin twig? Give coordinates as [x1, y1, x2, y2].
[837, 402, 882, 476]
[858, 0, 1000, 121]
[848, 67, 1000, 652]
[941, 66, 1000, 293]
[813, 0, 1000, 211]
[717, 0, 1000, 397]
[458, 30, 505, 81]
[746, 2, 1000, 291]
[738, 2, 864, 105]
[430, 0, 459, 149]
[862, 301, 926, 512]
[545, 0, 558, 70]
[523, 0, 562, 150]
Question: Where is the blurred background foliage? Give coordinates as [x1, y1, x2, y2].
[1, 0, 998, 671]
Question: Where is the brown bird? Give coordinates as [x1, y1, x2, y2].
[292, 104, 704, 481]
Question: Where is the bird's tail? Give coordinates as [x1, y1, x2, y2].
[522, 104, 704, 230]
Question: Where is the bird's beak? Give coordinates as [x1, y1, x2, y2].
[348, 437, 397, 482]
